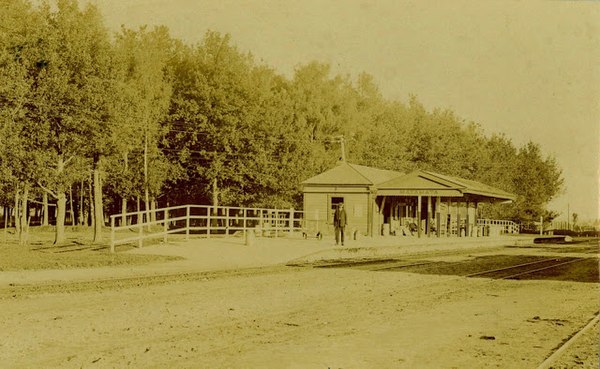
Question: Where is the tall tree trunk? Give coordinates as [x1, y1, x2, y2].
[136, 196, 141, 224]
[144, 133, 150, 230]
[212, 178, 219, 208]
[78, 179, 84, 226]
[68, 185, 75, 226]
[54, 192, 66, 245]
[42, 191, 49, 226]
[211, 178, 219, 227]
[93, 155, 104, 243]
[54, 156, 67, 245]
[150, 197, 156, 223]
[3, 206, 8, 245]
[121, 151, 129, 226]
[89, 171, 94, 229]
[14, 188, 20, 235]
[121, 197, 127, 226]
[19, 184, 29, 245]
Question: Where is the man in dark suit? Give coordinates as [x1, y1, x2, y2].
[333, 203, 348, 246]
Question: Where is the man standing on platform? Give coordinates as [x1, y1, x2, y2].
[334, 203, 348, 246]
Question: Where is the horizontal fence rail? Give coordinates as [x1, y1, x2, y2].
[109, 204, 304, 253]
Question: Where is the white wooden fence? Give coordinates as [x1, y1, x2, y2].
[109, 204, 304, 253]
[477, 219, 520, 235]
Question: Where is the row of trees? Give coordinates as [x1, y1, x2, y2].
[0, 0, 564, 244]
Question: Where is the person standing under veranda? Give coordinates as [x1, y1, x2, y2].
[334, 203, 348, 246]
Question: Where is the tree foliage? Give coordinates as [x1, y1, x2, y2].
[0, 3, 565, 233]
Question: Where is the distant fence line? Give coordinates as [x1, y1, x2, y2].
[476, 219, 520, 235]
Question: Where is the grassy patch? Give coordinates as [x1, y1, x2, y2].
[0, 227, 182, 271]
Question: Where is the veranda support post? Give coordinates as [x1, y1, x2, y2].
[465, 200, 470, 237]
[456, 202, 461, 237]
[417, 196, 422, 238]
[426, 196, 432, 237]
[447, 199, 452, 237]
[436, 196, 441, 238]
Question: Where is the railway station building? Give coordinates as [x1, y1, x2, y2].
[302, 162, 516, 238]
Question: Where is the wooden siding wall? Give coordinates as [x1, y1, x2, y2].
[342, 193, 370, 235]
[303, 193, 328, 233]
[303, 192, 370, 235]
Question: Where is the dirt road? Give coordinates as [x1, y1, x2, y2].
[1, 255, 597, 369]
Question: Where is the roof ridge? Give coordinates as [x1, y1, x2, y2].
[421, 170, 467, 188]
[347, 163, 375, 185]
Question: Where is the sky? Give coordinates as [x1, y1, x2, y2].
[88, 0, 600, 221]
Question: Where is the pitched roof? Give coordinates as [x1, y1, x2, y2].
[433, 173, 515, 200]
[379, 170, 515, 200]
[303, 165, 515, 201]
[419, 171, 515, 199]
[378, 171, 460, 190]
[302, 162, 404, 186]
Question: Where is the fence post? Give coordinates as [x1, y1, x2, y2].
[289, 208, 294, 233]
[163, 208, 168, 244]
[110, 216, 115, 253]
[186, 205, 190, 241]
[225, 208, 229, 237]
[138, 210, 143, 248]
[275, 210, 279, 238]
[243, 208, 247, 239]
[207, 206, 211, 239]
[259, 210, 264, 237]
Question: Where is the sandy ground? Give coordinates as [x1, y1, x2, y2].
[0, 236, 598, 368]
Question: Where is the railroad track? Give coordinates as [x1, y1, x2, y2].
[464, 257, 589, 280]
[309, 246, 507, 270]
[0, 264, 296, 300]
[322, 254, 594, 282]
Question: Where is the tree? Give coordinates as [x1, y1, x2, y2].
[508, 141, 564, 223]
[0, 0, 46, 243]
[25, 0, 114, 244]
[166, 31, 258, 207]
[110, 25, 173, 224]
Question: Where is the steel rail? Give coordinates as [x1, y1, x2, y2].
[501, 258, 587, 280]
[535, 313, 599, 369]
[371, 261, 437, 271]
[464, 258, 561, 277]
